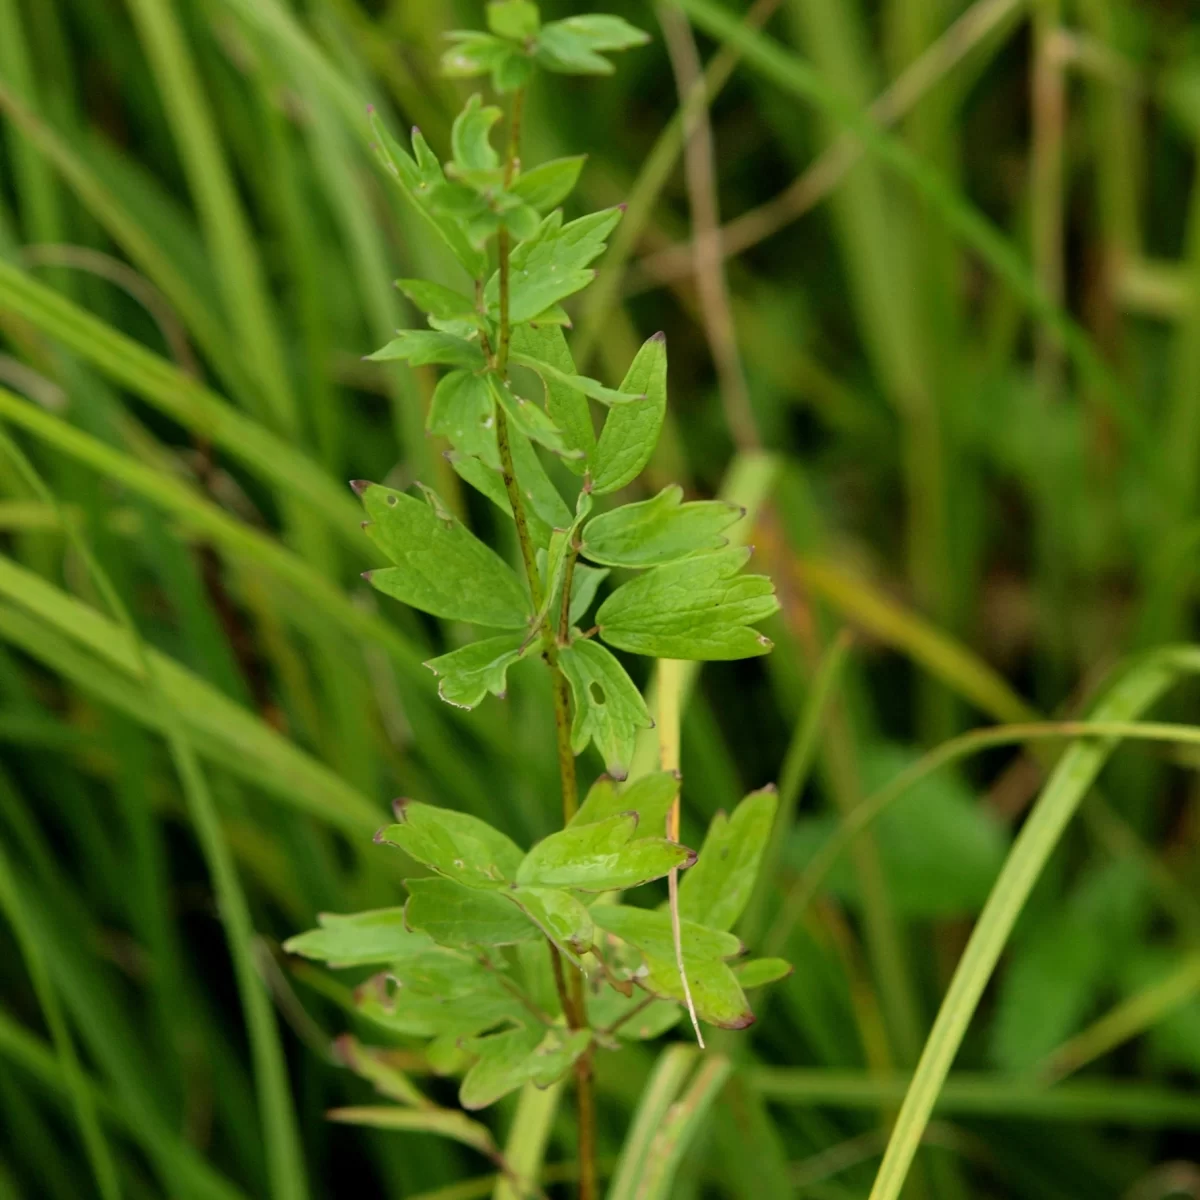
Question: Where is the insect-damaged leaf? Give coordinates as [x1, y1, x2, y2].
[367, 329, 486, 369]
[590, 333, 667, 495]
[597, 546, 778, 659]
[678, 786, 778, 931]
[558, 638, 652, 780]
[377, 800, 524, 889]
[357, 481, 531, 628]
[283, 909, 433, 967]
[517, 812, 692, 891]
[424, 632, 528, 710]
[405, 877, 539, 948]
[485, 207, 622, 323]
[590, 905, 742, 962]
[460, 1025, 591, 1109]
[510, 324, 594, 470]
[428, 370, 497, 467]
[580, 484, 743, 568]
[571, 770, 680, 832]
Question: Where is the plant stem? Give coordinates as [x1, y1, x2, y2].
[493, 80, 594, 1200]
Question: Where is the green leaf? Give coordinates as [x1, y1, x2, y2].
[572, 770, 680, 832]
[451, 94, 502, 173]
[678, 786, 778, 931]
[569, 563, 609, 625]
[366, 329, 485, 369]
[428, 370, 498, 467]
[509, 423, 574, 527]
[558, 638, 652, 779]
[641, 955, 754, 1030]
[423, 632, 528, 710]
[488, 0, 540, 40]
[581, 485, 744, 567]
[333, 1035, 427, 1107]
[487, 208, 622, 322]
[377, 800, 524, 888]
[510, 155, 587, 212]
[396, 279, 479, 325]
[510, 350, 634, 406]
[460, 1025, 590, 1110]
[517, 812, 693, 891]
[369, 113, 486, 277]
[508, 886, 595, 958]
[589, 988, 681, 1040]
[405, 877, 539, 948]
[283, 909, 432, 967]
[535, 15, 649, 76]
[734, 958, 794, 989]
[488, 375, 578, 458]
[510, 324, 595, 470]
[493, 48, 536, 93]
[591, 333, 668, 494]
[328, 1105, 496, 1157]
[446, 445, 558, 550]
[591, 905, 742, 962]
[358, 481, 531, 628]
[597, 547, 778, 659]
[553, 14, 650, 51]
[441, 31, 511, 78]
[357, 971, 527, 1039]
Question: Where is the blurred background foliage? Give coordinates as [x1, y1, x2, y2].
[2, 0, 1200, 1196]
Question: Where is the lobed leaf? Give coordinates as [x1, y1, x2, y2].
[596, 546, 778, 659]
[356, 970, 527, 1039]
[677, 786, 778, 931]
[581, 484, 743, 567]
[510, 155, 587, 212]
[369, 113, 486, 277]
[510, 350, 634, 406]
[366, 329, 485, 369]
[507, 886, 595, 959]
[488, 375, 578, 458]
[535, 15, 649, 76]
[441, 31, 511, 79]
[572, 769, 680, 832]
[405, 877, 539, 948]
[558, 638, 652, 779]
[591, 905, 742, 962]
[460, 1025, 591, 1110]
[510, 324, 594, 470]
[640, 955, 754, 1030]
[424, 633, 528, 709]
[590, 333, 667, 494]
[283, 909, 432, 967]
[486, 207, 622, 323]
[376, 799, 524, 889]
[517, 812, 693, 891]
[396, 279, 480, 325]
[357, 481, 531, 628]
[450, 94, 502, 173]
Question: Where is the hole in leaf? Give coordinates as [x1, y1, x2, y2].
[589, 681, 606, 705]
[386, 495, 397, 506]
